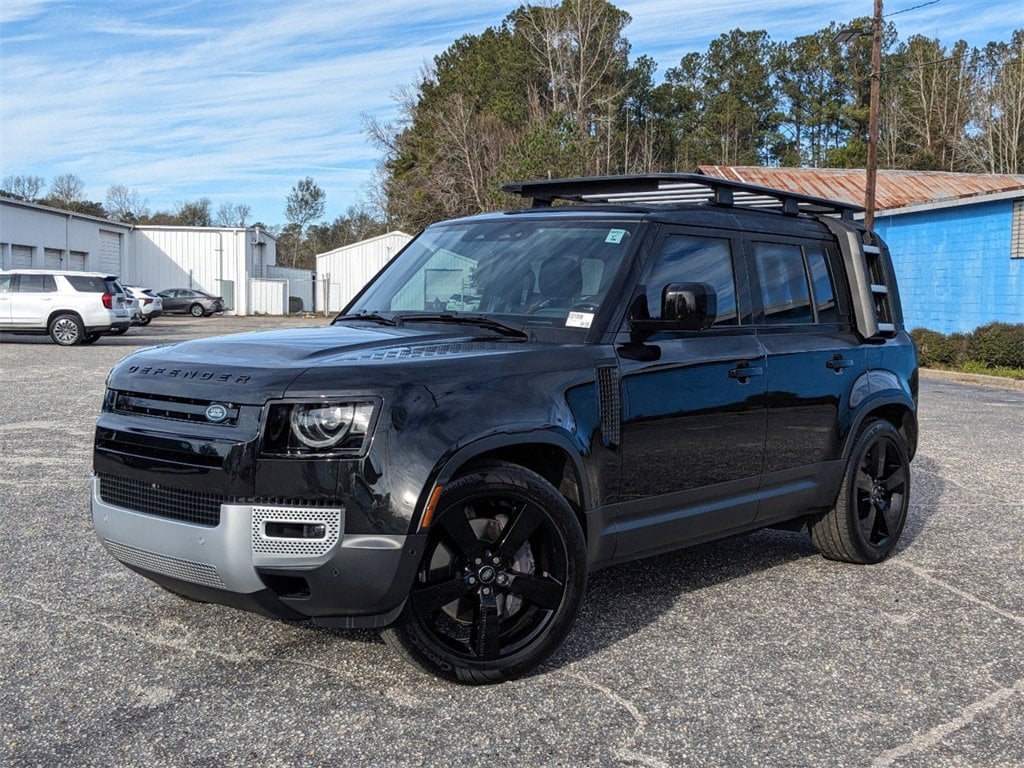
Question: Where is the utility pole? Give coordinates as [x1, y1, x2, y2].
[864, 0, 883, 231]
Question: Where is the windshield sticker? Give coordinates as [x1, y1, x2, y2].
[566, 311, 594, 329]
[605, 229, 626, 244]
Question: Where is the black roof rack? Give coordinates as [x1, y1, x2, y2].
[501, 173, 863, 220]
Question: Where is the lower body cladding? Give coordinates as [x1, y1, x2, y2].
[90, 477, 426, 628]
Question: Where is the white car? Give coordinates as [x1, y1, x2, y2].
[0, 269, 131, 345]
[125, 286, 164, 326]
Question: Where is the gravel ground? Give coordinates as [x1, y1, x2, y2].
[1, 316, 1022, 767]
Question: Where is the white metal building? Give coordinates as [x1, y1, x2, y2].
[0, 197, 314, 315]
[0, 197, 132, 274]
[129, 226, 290, 316]
[315, 231, 412, 312]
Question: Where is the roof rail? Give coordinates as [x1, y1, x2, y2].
[501, 173, 863, 220]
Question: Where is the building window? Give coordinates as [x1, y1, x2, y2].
[1013, 199, 1024, 259]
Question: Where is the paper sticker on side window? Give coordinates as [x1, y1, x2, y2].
[605, 229, 626, 244]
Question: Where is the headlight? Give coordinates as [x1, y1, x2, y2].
[263, 400, 377, 456]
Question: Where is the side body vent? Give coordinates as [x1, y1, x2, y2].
[596, 362, 621, 447]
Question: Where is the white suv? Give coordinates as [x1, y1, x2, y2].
[0, 270, 131, 346]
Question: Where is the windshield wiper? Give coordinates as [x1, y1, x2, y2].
[332, 311, 397, 326]
[394, 313, 528, 339]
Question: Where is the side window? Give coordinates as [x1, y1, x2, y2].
[805, 246, 838, 323]
[645, 234, 739, 326]
[17, 274, 57, 293]
[0, 275, 11, 293]
[752, 242, 812, 325]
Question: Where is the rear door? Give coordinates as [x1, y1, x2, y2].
[613, 227, 767, 558]
[10, 273, 58, 325]
[747, 237, 866, 519]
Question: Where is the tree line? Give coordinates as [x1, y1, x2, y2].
[1, 173, 387, 270]
[368, 0, 1024, 232]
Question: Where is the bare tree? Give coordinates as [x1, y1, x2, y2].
[962, 33, 1024, 173]
[48, 173, 86, 206]
[215, 202, 251, 227]
[2, 174, 45, 201]
[518, 0, 631, 162]
[105, 184, 150, 222]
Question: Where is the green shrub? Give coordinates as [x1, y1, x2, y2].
[910, 327, 965, 367]
[965, 322, 1024, 369]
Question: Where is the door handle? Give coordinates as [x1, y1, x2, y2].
[728, 364, 764, 382]
[826, 356, 854, 372]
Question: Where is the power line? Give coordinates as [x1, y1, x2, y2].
[885, 0, 942, 18]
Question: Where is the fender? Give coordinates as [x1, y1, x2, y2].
[842, 377, 918, 460]
[411, 426, 594, 531]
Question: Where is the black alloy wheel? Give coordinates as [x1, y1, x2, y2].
[382, 462, 587, 684]
[810, 419, 911, 564]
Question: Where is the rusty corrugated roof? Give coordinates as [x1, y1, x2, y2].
[698, 166, 1024, 211]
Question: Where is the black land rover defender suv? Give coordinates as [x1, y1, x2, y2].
[92, 174, 918, 684]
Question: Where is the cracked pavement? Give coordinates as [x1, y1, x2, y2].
[2, 316, 1022, 767]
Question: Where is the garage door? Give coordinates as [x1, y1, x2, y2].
[44, 248, 64, 268]
[99, 231, 121, 275]
[68, 251, 87, 270]
[11, 245, 33, 268]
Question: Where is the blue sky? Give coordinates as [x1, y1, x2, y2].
[2, 0, 1021, 228]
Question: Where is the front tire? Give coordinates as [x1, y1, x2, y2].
[810, 419, 910, 564]
[189, 303, 205, 317]
[382, 463, 587, 684]
[49, 313, 84, 346]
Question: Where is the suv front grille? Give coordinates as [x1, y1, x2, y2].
[98, 473, 224, 526]
[108, 390, 240, 426]
[97, 473, 344, 528]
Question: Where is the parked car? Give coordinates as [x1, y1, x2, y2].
[125, 286, 163, 325]
[92, 174, 918, 684]
[157, 288, 224, 317]
[0, 269, 130, 345]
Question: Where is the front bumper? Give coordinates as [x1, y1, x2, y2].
[91, 476, 425, 627]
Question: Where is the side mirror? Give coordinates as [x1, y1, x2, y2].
[662, 282, 717, 330]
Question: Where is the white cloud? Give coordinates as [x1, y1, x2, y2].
[2, 0, 1021, 224]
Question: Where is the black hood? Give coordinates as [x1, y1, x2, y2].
[106, 324, 519, 403]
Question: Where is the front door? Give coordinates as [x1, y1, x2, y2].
[0, 273, 12, 324]
[613, 229, 767, 560]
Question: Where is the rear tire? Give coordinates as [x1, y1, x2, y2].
[189, 303, 205, 317]
[382, 462, 587, 684]
[139, 316, 151, 326]
[110, 326, 129, 335]
[80, 333, 101, 345]
[810, 419, 910, 564]
[49, 313, 84, 346]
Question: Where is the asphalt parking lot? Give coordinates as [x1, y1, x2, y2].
[1, 316, 1022, 767]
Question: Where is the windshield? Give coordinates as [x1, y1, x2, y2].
[347, 218, 638, 329]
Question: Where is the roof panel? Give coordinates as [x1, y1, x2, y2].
[698, 166, 1024, 211]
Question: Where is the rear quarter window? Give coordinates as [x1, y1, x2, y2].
[66, 276, 108, 293]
